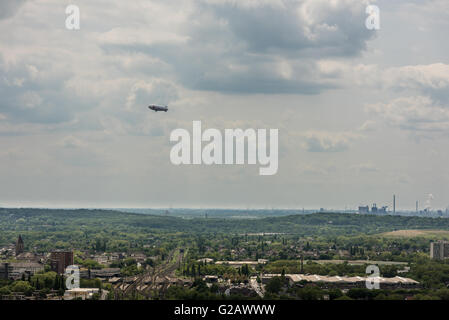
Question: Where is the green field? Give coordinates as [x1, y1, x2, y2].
[380, 229, 449, 239]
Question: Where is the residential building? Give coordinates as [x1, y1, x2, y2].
[430, 241, 449, 260]
[50, 251, 74, 274]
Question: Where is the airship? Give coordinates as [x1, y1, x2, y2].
[148, 105, 168, 112]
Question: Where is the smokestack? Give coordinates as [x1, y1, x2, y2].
[416, 201, 418, 213]
[393, 195, 396, 214]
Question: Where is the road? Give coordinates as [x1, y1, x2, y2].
[250, 276, 264, 298]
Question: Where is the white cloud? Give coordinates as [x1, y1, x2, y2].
[366, 96, 449, 132]
[99, 28, 190, 46]
[358, 120, 377, 132]
[384, 63, 449, 91]
[351, 163, 379, 173]
[60, 136, 87, 149]
[314, 62, 449, 100]
[302, 131, 361, 152]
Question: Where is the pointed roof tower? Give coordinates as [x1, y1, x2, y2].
[16, 234, 24, 256]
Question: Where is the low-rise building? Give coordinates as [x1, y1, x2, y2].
[64, 288, 100, 300]
[216, 260, 268, 267]
[203, 275, 218, 283]
[79, 268, 121, 279]
[0, 262, 44, 280]
[261, 273, 419, 289]
[197, 258, 214, 264]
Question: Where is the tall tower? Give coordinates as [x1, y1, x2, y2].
[15, 235, 24, 256]
[416, 201, 419, 214]
[393, 195, 396, 214]
[50, 251, 74, 274]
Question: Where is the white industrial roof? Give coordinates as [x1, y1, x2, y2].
[262, 274, 419, 285]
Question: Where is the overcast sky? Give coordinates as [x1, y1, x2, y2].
[0, 0, 448, 210]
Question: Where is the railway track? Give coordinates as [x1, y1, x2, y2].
[119, 249, 184, 299]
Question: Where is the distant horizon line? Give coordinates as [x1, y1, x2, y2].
[0, 205, 445, 212]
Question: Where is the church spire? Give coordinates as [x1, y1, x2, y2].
[16, 235, 24, 256]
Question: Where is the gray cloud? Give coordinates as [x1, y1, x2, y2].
[303, 131, 360, 152]
[198, 0, 373, 56]
[100, 0, 375, 94]
[0, 0, 27, 20]
[0, 54, 92, 125]
[352, 163, 379, 173]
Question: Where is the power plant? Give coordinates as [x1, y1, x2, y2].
[358, 195, 448, 217]
[358, 203, 388, 214]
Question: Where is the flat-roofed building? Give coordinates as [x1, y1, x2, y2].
[261, 273, 419, 289]
[50, 251, 74, 274]
[64, 288, 100, 300]
[358, 206, 369, 214]
[197, 258, 214, 264]
[216, 260, 268, 267]
[79, 268, 121, 279]
[0, 262, 44, 280]
[430, 241, 449, 260]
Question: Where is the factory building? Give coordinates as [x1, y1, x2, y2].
[358, 204, 388, 214]
[358, 206, 369, 214]
[262, 274, 419, 289]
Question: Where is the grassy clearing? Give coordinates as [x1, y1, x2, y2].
[380, 229, 449, 239]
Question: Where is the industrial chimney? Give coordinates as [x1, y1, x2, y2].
[393, 195, 396, 214]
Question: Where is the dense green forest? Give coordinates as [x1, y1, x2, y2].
[1, 208, 449, 252]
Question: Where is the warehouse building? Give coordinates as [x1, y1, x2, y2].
[262, 273, 419, 289]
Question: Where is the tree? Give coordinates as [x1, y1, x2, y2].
[328, 288, 343, 300]
[335, 295, 353, 300]
[35, 278, 41, 290]
[0, 286, 11, 295]
[53, 274, 60, 290]
[347, 288, 376, 300]
[296, 287, 323, 300]
[266, 277, 283, 294]
[11, 281, 33, 295]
